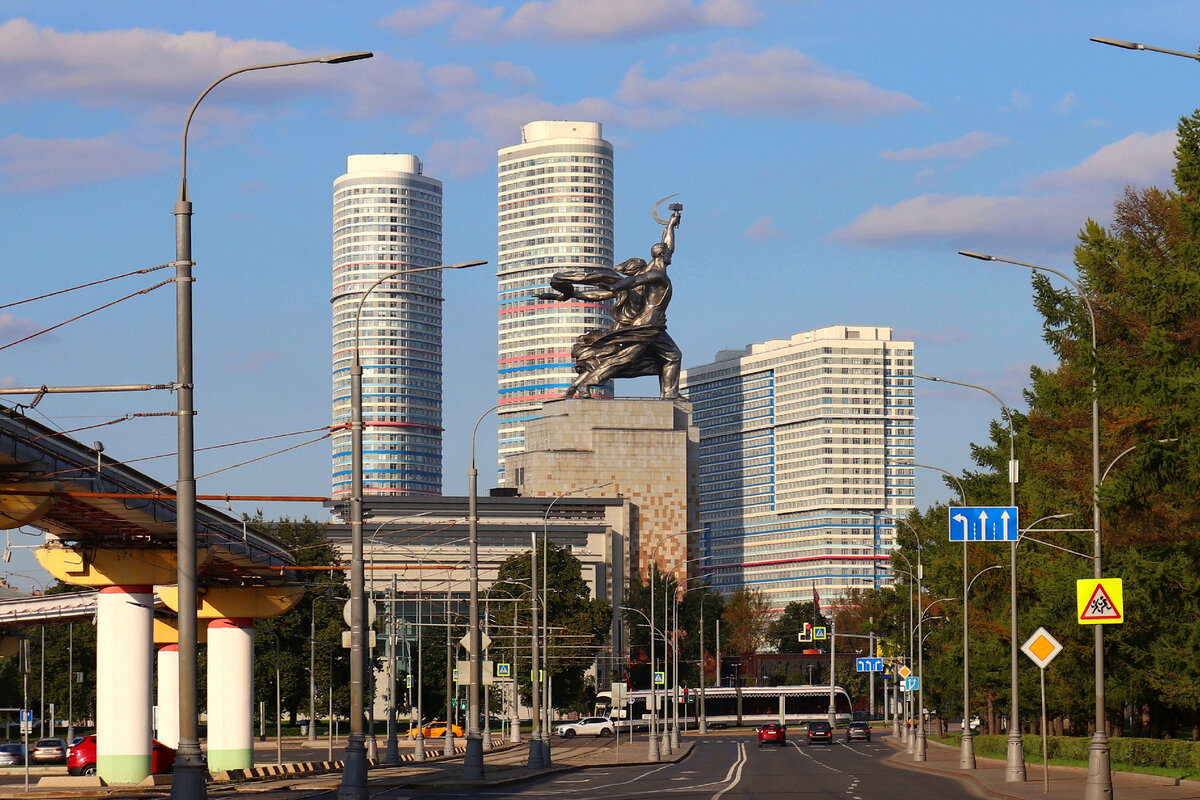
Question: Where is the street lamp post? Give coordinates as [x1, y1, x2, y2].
[539, 482, 612, 765]
[959, 250, 1104, 795]
[916, 372, 1019, 776]
[169, 50, 371, 800]
[464, 404, 500, 780]
[620, 605, 662, 760]
[343, 258, 484, 797]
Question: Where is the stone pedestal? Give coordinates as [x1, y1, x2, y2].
[507, 397, 699, 581]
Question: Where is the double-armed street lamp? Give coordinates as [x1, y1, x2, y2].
[958, 249, 1105, 796]
[341, 259, 485, 794]
[170, 50, 372, 800]
[916, 371, 1022, 777]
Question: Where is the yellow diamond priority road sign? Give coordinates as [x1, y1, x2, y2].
[1077, 578, 1123, 625]
[1020, 627, 1063, 669]
[898, 665, 912, 680]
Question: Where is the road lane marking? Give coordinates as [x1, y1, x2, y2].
[710, 742, 747, 800]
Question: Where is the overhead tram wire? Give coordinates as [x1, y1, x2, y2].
[0, 278, 174, 353]
[0, 262, 173, 311]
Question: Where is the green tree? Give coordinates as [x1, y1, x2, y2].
[490, 541, 611, 714]
[721, 588, 772, 655]
[251, 517, 347, 725]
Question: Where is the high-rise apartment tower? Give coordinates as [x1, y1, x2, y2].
[680, 325, 916, 610]
[332, 154, 444, 498]
[496, 121, 615, 480]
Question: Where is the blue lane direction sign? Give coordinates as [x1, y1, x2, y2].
[949, 506, 1020, 541]
[855, 657, 885, 673]
[903, 676, 920, 692]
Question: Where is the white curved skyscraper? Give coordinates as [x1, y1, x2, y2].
[332, 154, 444, 498]
[496, 121, 615, 481]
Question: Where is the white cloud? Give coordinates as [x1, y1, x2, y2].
[0, 134, 172, 192]
[1028, 130, 1176, 193]
[0, 313, 48, 345]
[830, 192, 1090, 248]
[1008, 88, 1032, 112]
[832, 129, 1178, 249]
[617, 46, 924, 121]
[490, 61, 537, 88]
[882, 131, 1008, 162]
[743, 216, 787, 240]
[380, 0, 759, 41]
[1054, 91, 1079, 114]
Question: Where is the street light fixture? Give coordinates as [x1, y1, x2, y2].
[959, 249, 1104, 796]
[170, 50, 371, 800]
[464, 404, 501, 780]
[1091, 36, 1200, 62]
[916, 371, 1021, 777]
[537, 481, 612, 766]
[343, 259, 485, 791]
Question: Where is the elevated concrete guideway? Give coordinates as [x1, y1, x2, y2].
[0, 409, 296, 580]
[0, 408, 303, 783]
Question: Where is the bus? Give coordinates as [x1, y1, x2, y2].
[596, 684, 852, 729]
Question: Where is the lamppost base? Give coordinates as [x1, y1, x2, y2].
[541, 734, 552, 765]
[384, 734, 399, 765]
[366, 733, 378, 762]
[527, 736, 543, 768]
[414, 734, 426, 761]
[482, 727, 492, 751]
[670, 724, 679, 750]
[913, 730, 927, 762]
[647, 730, 661, 762]
[1083, 733, 1113, 800]
[905, 726, 914, 754]
[960, 731, 977, 769]
[462, 734, 484, 780]
[337, 733, 369, 800]
[443, 732, 454, 757]
[661, 729, 672, 755]
[1005, 733, 1027, 782]
[169, 744, 208, 800]
[509, 720, 520, 744]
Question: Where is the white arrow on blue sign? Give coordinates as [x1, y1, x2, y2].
[855, 657, 885, 672]
[903, 676, 920, 692]
[949, 506, 1019, 541]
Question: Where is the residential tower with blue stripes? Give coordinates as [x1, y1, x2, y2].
[331, 154, 444, 498]
[496, 121, 615, 481]
[680, 326, 916, 610]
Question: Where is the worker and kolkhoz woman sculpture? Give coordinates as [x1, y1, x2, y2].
[537, 196, 684, 400]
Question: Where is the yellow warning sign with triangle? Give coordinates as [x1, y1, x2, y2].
[1077, 578, 1123, 625]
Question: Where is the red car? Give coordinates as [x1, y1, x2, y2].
[67, 736, 176, 777]
[757, 722, 786, 747]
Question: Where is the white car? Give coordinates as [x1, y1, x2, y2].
[555, 716, 615, 739]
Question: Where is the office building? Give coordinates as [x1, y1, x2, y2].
[331, 154, 444, 498]
[496, 121, 615, 481]
[680, 325, 916, 610]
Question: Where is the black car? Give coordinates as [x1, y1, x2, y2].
[806, 720, 833, 744]
[845, 720, 872, 742]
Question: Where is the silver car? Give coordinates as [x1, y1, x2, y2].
[555, 716, 615, 739]
[0, 743, 26, 766]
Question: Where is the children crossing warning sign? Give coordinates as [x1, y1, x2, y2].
[1077, 579, 1123, 625]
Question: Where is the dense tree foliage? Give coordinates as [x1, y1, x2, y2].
[622, 565, 724, 688]
[488, 541, 611, 714]
[892, 110, 1200, 740]
[721, 588, 772, 656]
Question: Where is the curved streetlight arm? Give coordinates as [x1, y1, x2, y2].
[354, 261, 489, 368]
[179, 52, 373, 202]
[1091, 36, 1200, 61]
[966, 564, 1005, 596]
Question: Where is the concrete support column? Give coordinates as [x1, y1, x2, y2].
[156, 645, 180, 749]
[207, 618, 254, 772]
[97, 585, 154, 783]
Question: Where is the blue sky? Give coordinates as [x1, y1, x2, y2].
[1, 1, 1196, 589]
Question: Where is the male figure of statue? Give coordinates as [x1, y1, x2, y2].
[537, 204, 683, 399]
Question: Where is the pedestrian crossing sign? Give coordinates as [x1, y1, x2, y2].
[1077, 578, 1123, 625]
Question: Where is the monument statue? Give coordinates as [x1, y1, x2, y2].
[537, 197, 684, 400]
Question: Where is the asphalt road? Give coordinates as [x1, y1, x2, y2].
[401, 733, 985, 800]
